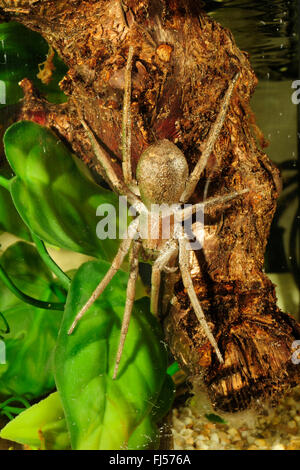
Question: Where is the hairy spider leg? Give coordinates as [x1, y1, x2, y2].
[174, 189, 249, 361]
[177, 188, 249, 222]
[71, 48, 146, 378]
[178, 234, 224, 363]
[118, 0, 129, 29]
[80, 119, 140, 207]
[122, 45, 138, 191]
[68, 218, 139, 335]
[175, 190, 249, 363]
[180, 72, 240, 204]
[1, 1, 30, 13]
[150, 241, 178, 316]
[113, 240, 141, 379]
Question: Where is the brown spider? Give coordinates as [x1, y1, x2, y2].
[68, 45, 247, 379]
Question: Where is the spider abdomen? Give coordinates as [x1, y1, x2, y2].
[136, 139, 188, 208]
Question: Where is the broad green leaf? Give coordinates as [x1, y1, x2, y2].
[0, 382, 172, 451]
[0, 242, 63, 398]
[0, 22, 67, 109]
[127, 374, 175, 450]
[0, 392, 70, 450]
[55, 260, 169, 450]
[4, 121, 123, 261]
[0, 392, 160, 450]
[0, 165, 30, 240]
[0, 391, 164, 451]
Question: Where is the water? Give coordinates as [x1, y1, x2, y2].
[202, 0, 299, 316]
[204, 0, 299, 80]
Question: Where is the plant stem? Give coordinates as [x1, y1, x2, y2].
[0, 264, 65, 311]
[0, 396, 30, 410]
[0, 175, 11, 192]
[50, 283, 68, 302]
[0, 312, 10, 334]
[31, 232, 71, 291]
[1, 410, 13, 420]
[2, 406, 27, 415]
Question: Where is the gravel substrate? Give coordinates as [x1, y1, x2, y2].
[172, 385, 300, 450]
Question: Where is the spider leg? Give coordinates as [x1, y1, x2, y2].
[203, 174, 211, 203]
[203, 188, 248, 208]
[80, 118, 140, 208]
[68, 218, 139, 335]
[151, 241, 178, 316]
[118, 0, 129, 29]
[180, 72, 240, 203]
[113, 240, 141, 379]
[122, 45, 139, 192]
[178, 188, 249, 222]
[178, 234, 223, 363]
[3, 7, 30, 13]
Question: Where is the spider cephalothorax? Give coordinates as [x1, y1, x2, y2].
[68, 45, 244, 379]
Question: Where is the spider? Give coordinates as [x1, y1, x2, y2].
[68, 45, 247, 379]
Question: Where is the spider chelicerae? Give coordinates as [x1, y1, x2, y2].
[68, 45, 247, 378]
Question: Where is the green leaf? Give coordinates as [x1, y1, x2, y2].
[55, 260, 169, 450]
[0, 242, 63, 398]
[0, 391, 163, 450]
[0, 383, 171, 451]
[0, 22, 67, 108]
[127, 374, 175, 450]
[4, 121, 123, 261]
[0, 165, 30, 240]
[0, 392, 70, 450]
[127, 414, 160, 450]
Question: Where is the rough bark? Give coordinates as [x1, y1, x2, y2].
[1, 0, 299, 412]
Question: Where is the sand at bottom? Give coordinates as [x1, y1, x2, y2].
[172, 385, 300, 450]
